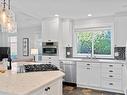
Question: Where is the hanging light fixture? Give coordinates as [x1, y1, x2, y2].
[0, 0, 16, 32]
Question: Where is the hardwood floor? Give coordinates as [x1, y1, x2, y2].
[63, 85, 124, 95]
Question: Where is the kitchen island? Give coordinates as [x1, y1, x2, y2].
[0, 71, 64, 95]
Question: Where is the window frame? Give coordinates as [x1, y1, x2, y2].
[8, 36, 17, 59]
[73, 26, 114, 58]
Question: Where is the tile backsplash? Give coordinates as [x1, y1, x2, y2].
[114, 47, 126, 60]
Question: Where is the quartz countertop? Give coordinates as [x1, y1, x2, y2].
[0, 71, 65, 95]
[59, 58, 127, 64]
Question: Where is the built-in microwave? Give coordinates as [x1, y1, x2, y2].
[42, 42, 58, 56]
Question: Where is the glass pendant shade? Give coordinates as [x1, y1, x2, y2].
[0, 0, 16, 32]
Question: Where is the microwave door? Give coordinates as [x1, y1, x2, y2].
[43, 48, 57, 55]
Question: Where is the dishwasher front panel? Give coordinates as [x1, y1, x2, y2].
[60, 61, 76, 83]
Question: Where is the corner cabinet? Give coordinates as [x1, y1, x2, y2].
[29, 79, 62, 95]
[42, 17, 60, 42]
[62, 19, 73, 47]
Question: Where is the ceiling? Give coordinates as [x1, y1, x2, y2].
[11, 0, 127, 27]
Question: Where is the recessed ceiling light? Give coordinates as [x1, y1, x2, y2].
[88, 14, 92, 17]
[54, 14, 59, 17]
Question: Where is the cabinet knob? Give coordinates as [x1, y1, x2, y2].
[109, 65, 113, 67]
[87, 64, 90, 66]
[47, 87, 50, 90]
[48, 40, 51, 42]
[109, 75, 113, 77]
[45, 88, 48, 91]
[49, 57, 51, 59]
[86, 68, 90, 69]
[109, 70, 113, 72]
[109, 83, 113, 85]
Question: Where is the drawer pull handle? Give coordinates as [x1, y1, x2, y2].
[109, 65, 113, 67]
[109, 75, 113, 77]
[45, 88, 48, 91]
[47, 87, 50, 90]
[109, 70, 113, 72]
[86, 68, 90, 69]
[109, 83, 113, 85]
[87, 64, 90, 65]
[49, 62, 51, 63]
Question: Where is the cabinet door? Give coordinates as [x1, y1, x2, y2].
[42, 18, 59, 42]
[115, 16, 127, 46]
[62, 20, 73, 47]
[47, 79, 62, 95]
[89, 66, 101, 87]
[30, 79, 62, 95]
[77, 63, 91, 85]
[77, 62, 101, 87]
[42, 21, 51, 42]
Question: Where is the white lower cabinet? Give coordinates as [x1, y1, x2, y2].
[77, 62, 101, 87]
[42, 56, 59, 68]
[30, 79, 62, 95]
[101, 63, 123, 92]
[77, 62, 124, 93]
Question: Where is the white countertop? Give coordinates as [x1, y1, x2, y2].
[59, 58, 127, 64]
[0, 71, 65, 95]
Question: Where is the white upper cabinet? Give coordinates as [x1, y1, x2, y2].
[42, 17, 59, 42]
[62, 19, 73, 47]
[115, 16, 127, 46]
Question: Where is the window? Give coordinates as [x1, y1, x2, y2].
[73, 27, 114, 58]
[8, 36, 17, 59]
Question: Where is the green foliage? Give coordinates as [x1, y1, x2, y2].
[76, 30, 111, 55]
[76, 32, 92, 53]
[94, 30, 111, 55]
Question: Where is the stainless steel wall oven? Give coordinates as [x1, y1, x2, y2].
[42, 42, 58, 56]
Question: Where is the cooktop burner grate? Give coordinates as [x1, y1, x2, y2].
[24, 64, 59, 72]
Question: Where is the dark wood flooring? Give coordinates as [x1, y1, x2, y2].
[63, 85, 124, 95]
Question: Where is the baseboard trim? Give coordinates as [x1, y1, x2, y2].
[63, 82, 77, 87]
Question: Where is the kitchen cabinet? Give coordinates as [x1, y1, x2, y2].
[42, 56, 59, 68]
[77, 61, 124, 93]
[42, 17, 59, 42]
[115, 16, 127, 46]
[62, 19, 73, 47]
[77, 62, 101, 87]
[30, 79, 62, 95]
[101, 63, 123, 91]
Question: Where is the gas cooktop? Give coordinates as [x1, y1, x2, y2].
[24, 64, 59, 72]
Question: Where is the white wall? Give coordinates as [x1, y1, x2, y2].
[0, 32, 9, 47]
[74, 15, 127, 47]
[17, 24, 41, 58]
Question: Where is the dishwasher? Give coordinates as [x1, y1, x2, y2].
[60, 61, 76, 84]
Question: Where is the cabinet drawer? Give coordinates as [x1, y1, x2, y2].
[102, 68, 121, 74]
[102, 63, 122, 69]
[42, 57, 58, 61]
[101, 79, 122, 90]
[77, 62, 100, 68]
[102, 73, 121, 80]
